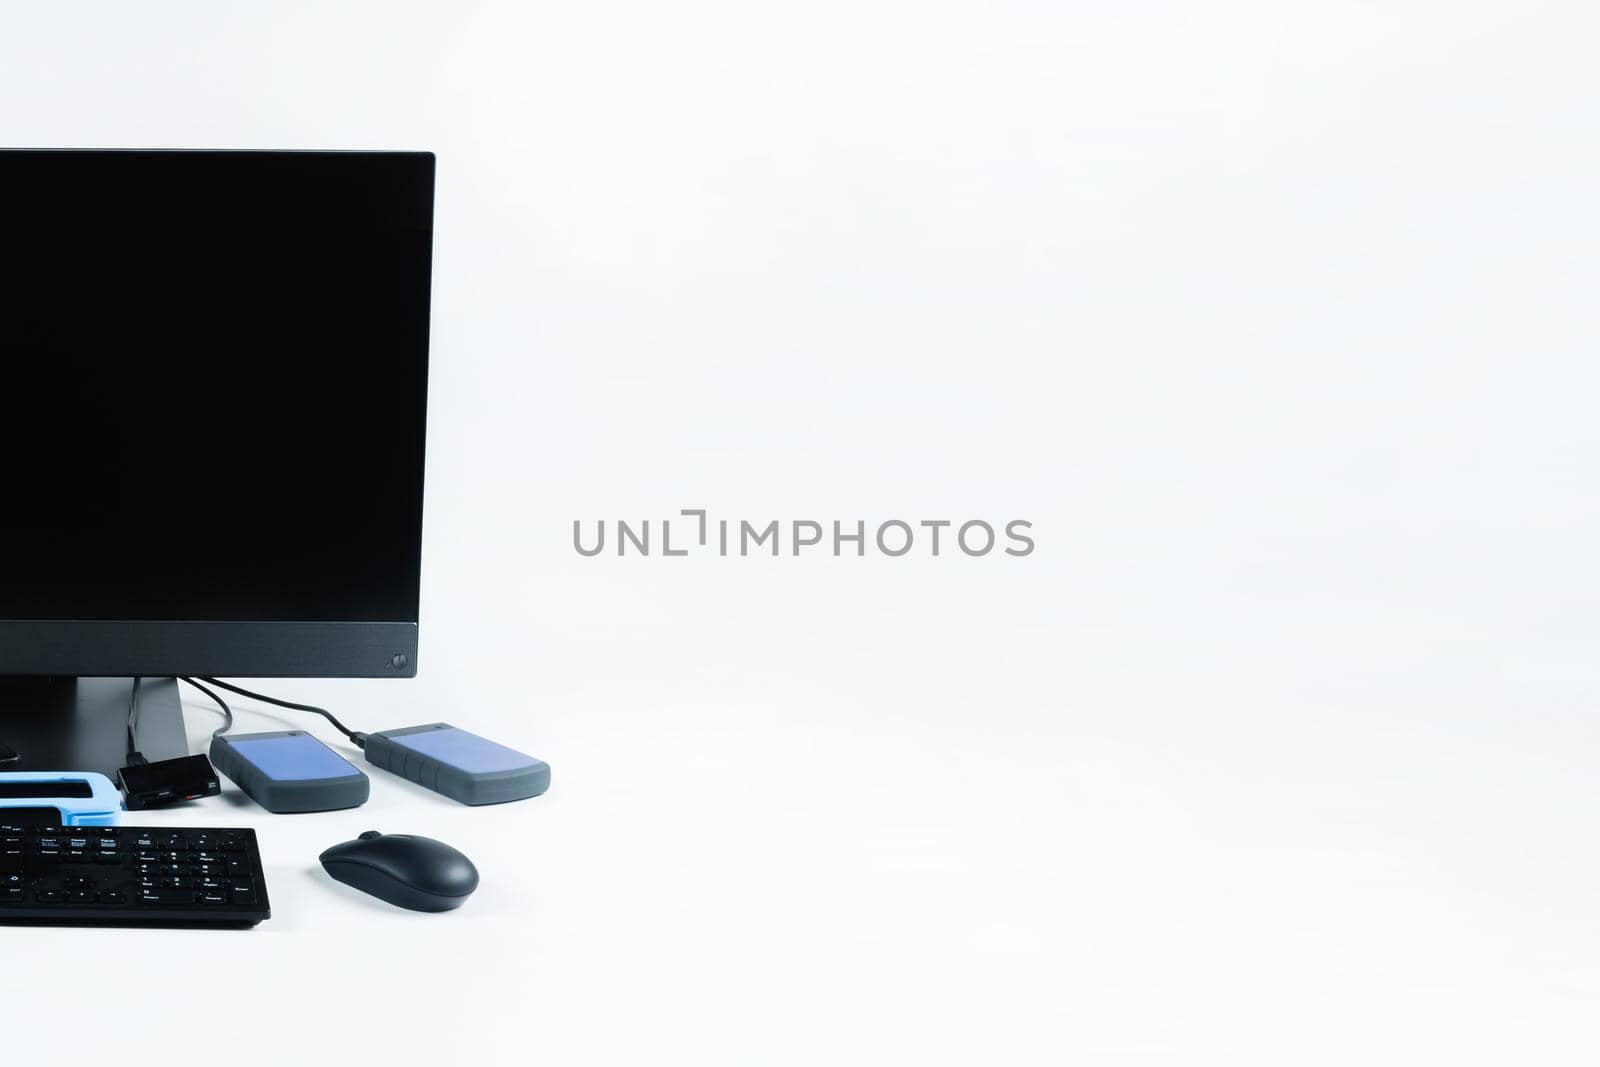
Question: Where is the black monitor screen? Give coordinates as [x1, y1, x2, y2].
[0, 150, 432, 623]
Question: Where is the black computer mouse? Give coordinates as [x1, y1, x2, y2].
[319, 830, 480, 912]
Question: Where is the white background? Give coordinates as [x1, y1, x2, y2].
[3, 2, 1599, 1063]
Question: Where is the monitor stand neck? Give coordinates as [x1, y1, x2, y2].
[0, 677, 189, 778]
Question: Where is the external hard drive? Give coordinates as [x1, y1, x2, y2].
[363, 724, 550, 806]
[210, 730, 370, 813]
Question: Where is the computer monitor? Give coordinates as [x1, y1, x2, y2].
[0, 149, 434, 774]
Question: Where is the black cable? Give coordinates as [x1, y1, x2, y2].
[125, 676, 147, 764]
[198, 677, 366, 747]
[178, 677, 234, 738]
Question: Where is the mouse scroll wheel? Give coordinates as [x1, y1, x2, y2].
[359, 830, 383, 840]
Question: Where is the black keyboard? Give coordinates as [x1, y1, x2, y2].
[0, 824, 270, 927]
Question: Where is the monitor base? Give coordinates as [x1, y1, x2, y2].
[0, 677, 189, 779]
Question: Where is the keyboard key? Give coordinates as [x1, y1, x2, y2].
[140, 888, 197, 905]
